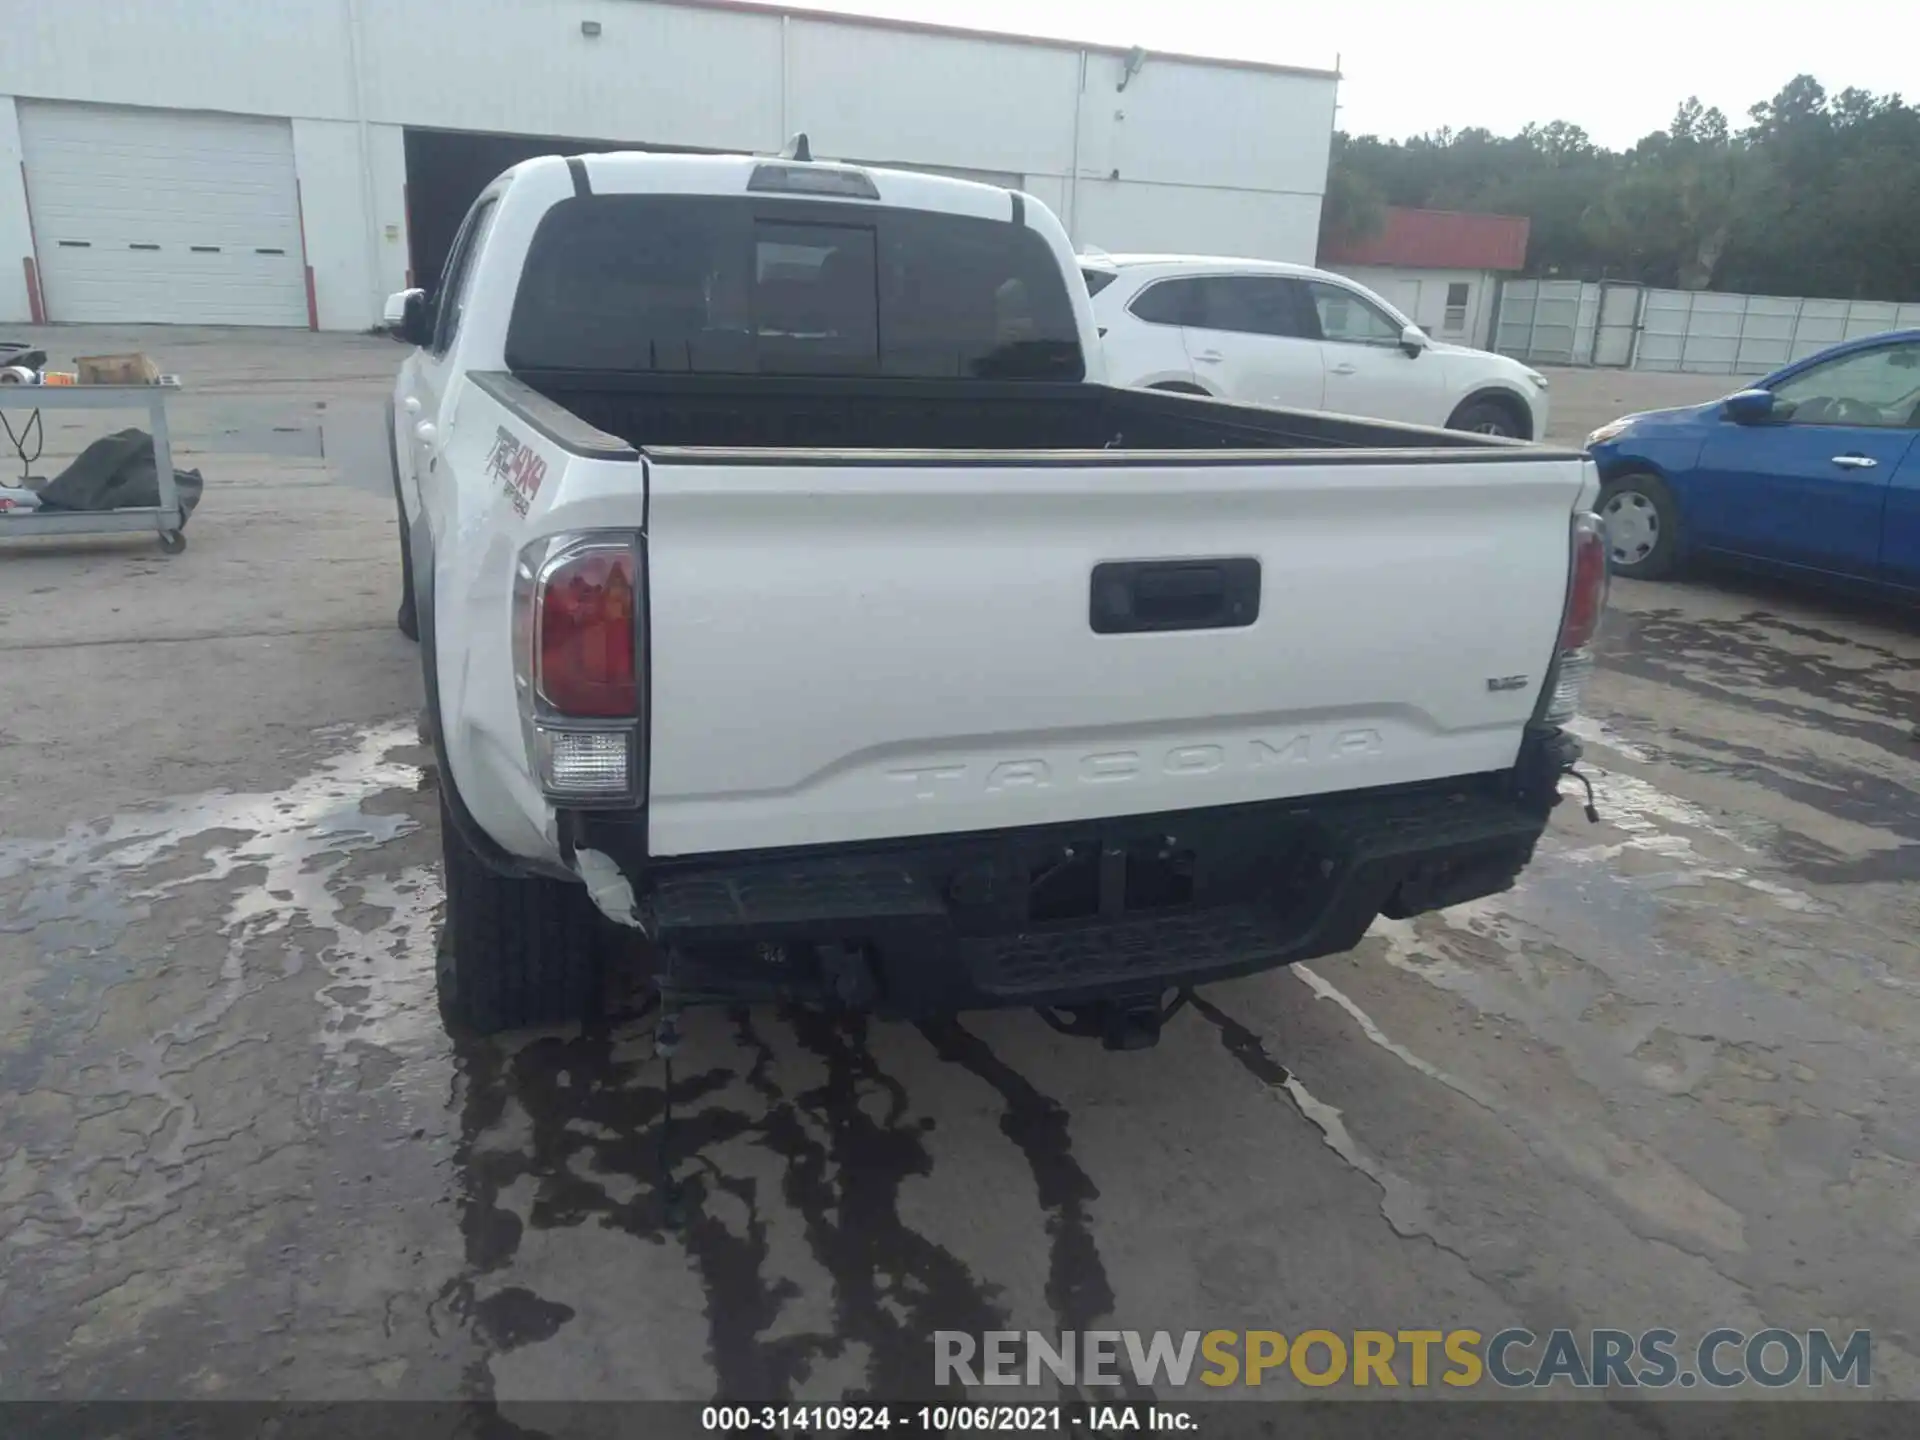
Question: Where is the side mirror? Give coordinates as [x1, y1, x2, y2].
[1399, 324, 1430, 359]
[1721, 388, 1777, 424]
[384, 288, 433, 347]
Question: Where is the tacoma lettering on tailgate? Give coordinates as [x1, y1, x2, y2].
[887, 730, 1385, 799]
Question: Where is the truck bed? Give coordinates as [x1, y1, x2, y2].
[506, 369, 1514, 457]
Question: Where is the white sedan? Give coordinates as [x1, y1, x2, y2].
[1084, 253, 1551, 440]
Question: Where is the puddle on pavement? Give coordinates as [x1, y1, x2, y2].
[0, 712, 1123, 1399]
[1363, 713, 1851, 1063]
[1599, 605, 1917, 755]
[0, 722, 443, 1237]
[1561, 715, 1831, 909]
[8, 711, 1914, 1399]
[1334, 714, 1920, 1255]
[1192, 992, 1440, 1246]
[445, 1004, 1143, 1403]
[1588, 722, 1920, 887]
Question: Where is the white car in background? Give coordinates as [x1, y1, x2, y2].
[1083, 253, 1551, 440]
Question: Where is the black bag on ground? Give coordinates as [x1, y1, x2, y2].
[0, 341, 48, 372]
[35, 428, 204, 523]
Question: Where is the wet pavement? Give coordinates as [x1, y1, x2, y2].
[2, 333, 1919, 1409]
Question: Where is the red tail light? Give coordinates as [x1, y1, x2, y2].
[537, 546, 637, 717]
[1560, 513, 1609, 652]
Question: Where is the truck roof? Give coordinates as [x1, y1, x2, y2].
[504, 151, 1024, 224]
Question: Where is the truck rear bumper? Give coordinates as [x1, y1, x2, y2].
[570, 729, 1574, 1015]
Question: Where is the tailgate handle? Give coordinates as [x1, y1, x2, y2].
[1090, 558, 1261, 634]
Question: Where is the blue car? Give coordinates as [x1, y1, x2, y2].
[1586, 329, 1920, 595]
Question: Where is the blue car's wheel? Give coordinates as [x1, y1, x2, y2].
[1598, 472, 1681, 581]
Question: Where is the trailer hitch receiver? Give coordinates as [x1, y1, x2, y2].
[1039, 989, 1193, 1051]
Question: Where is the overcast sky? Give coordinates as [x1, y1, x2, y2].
[821, 0, 1907, 148]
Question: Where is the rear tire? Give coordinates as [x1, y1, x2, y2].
[436, 792, 606, 1033]
[1448, 396, 1528, 439]
[1597, 471, 1682, 581]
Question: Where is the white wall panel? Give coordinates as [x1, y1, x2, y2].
[1073, 52, 1338, 197]
[0, 0, 355, 121]
[293, 119, 411, 330]
[359, 0, 783, 149]
[787, 18, 1079, 176]
[1073, 182, 1323, 266]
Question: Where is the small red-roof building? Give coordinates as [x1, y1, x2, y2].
[1318, 207, 1531, 350]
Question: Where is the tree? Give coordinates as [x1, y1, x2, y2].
[1588, 99, 1762, 289]
[1320, 76, 1920, 301]
[1317, 133, 1386, 250]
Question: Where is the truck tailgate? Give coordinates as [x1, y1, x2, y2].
[642, 450, 1591, 857]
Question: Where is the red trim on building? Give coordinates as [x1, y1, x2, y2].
[22, 258, 44, 324]
[1320, 207, 1531, 272]
[294, 179, 319, 330]
[19, 161, 46, 322]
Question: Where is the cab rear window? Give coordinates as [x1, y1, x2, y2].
[506, 194, 1085, 381]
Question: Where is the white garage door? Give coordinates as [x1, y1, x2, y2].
[20, 102, 310, 327]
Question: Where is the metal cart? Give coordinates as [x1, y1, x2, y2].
[0, 382, 187, 553]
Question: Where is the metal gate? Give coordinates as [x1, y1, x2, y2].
[1496, 277, 1920, 373]
[1591, 283, 1643, 366]
[1490, 280, 1599, 365]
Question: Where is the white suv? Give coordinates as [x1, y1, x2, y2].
[1084, 254, 1551, 440]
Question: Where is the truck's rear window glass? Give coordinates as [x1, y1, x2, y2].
[505, 194, 1084, 381]
[751, 220, 880, 368]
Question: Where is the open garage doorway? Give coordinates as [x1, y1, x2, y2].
[403, 127, 717, 293]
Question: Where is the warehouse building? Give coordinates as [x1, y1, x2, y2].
[0, 0, 1338, 331]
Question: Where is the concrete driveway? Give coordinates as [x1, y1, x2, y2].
[1536, 366, 1746, 445]
[2, 331, 1917, 1413]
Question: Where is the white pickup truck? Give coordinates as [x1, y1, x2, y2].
[384, 144, 1607, 1048]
